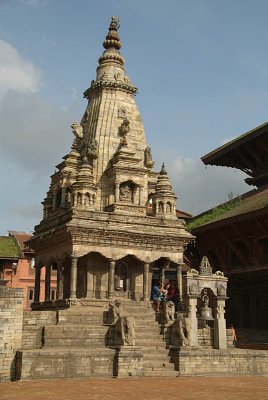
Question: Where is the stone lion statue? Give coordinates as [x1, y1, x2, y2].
[162, 301, 175, 324]
[171, 317, 192, 347]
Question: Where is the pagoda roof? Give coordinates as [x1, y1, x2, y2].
[0, 236, 22, 260]
[188, 187, 268, 232]
[202, 122, 268, 166]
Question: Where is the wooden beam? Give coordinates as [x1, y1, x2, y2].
[245, 141, 267, 172]
[234, 147, 255, 176]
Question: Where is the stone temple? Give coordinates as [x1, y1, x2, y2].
[1, 18, 268, 381]
[31, 16, 192, 305]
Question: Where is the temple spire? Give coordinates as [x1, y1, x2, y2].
[103, 17, 121, 50]
[160, 162, 167, 175]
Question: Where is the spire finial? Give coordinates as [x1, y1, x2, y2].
[103, 16, 121, 50]
[160, 162, 167, 175]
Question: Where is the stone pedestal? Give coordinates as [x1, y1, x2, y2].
[185, 295, 199, 347]
[214, 297, 227, 349]
[115, 347, 143, 378]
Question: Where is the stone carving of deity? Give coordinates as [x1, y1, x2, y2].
[118, 118, 130, 146]
[119, 182, 133, 203]
[144, 146, 154, 168]
[88, 138, 98, 159]
[71, 121, 88, 158]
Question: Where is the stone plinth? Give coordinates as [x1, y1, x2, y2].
[115, 347, 143, 378]
[170, 348, 268, 376]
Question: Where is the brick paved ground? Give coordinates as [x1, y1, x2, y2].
[1, 377, 268, 400]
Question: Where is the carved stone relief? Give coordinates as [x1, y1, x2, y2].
[119, 182, 134, 203]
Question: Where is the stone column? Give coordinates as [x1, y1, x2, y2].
[45, 264, 51, 302]
[143, 262, 150, 301]
[115, 183, 120, 203]
[56, 261, 63, 300]
[176, 263, 183, 304]
[60, 187, 66, 207]
[34, 266, 41, 302]
[139, 186, 143, 205]
[160, 266, 165, 284]
[70, 256, 78, 299]
[214, 297, 227, 349]
[52, 191, 57, 210]
[108, 259, 115, 298]
[185, 295, 199, 347]
[86, 264, 93, 298]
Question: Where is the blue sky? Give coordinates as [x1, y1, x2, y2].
[1, 0, 267, 234]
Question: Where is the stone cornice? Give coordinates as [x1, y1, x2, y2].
[68, 226, 187, 251]
[83, 80, 138, 99]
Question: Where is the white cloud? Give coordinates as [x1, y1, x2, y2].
[168, 155, 249, 216]
[0, 39, 41, 100]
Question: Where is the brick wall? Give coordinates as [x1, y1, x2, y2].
[0, 286, 24, 380]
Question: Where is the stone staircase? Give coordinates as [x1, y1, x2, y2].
[17, 300, 178, 379]
[117, 302, 178, 377]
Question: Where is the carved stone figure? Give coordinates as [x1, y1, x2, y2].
[162, 301, 175, 324]
[114, 72, 122, 81]
[108, 300, 123, 324]
[88, 138, 98, 159]
[144, 146, 154, 168]
[217, 284, 226, 297]
[118, 118, 130, 145]
[188, 268, 199, 275]
[100, 72, 109, 81]
[199, 256, 213, 275]
[119, 183, 133, 203]
[116, 316, 135, 346]
[118, 107, 126, 118]
[215, 270, 224, 277]
[171, 317, 192, 347]
[188, 282, 198, 295]
[71, 122, 85, 155]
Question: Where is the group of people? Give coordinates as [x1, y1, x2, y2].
[151, 281, 179, 312]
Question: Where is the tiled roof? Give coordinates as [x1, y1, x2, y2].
[189, 188, 268, 232]
[9, 232, 33, 253]
[176, 209, 192, 219]
[201, 122, 268, 165]
[0, 236, 22, 259]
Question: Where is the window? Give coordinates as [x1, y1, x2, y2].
[30, 257, 35, 268]
[28, 289, 34, 301]
[50, 289, 56, 301]
[51, 263, 57, 271]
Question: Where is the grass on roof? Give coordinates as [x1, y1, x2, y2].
[0, 236, 22, 258]
[186, 197, 242, 231]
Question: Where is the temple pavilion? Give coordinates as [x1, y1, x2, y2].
[30, 17, 193, 308]
[188, 123, 268, 332]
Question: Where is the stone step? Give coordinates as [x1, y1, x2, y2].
[135, 338, 166, 345]
[143, 362, 175, 370]
[58, 318, 105, 325]
[143, 353, 172, 361]
[143, 370, 179, 377]
[44, 338, 107, 347]
[44, 325, 108, 336]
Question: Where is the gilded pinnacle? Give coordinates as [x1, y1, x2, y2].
[103, 16, 122, 50]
